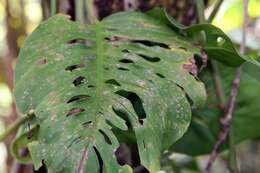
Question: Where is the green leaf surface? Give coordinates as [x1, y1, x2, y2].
[14, 12, 206, 172]
[172, 64, 260, 156]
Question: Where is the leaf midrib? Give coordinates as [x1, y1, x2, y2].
[95, 23, 105, 115]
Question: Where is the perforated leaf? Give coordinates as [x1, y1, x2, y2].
[14, 12, 206, 172]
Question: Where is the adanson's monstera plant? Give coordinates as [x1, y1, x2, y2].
[11, 9, 260, 173]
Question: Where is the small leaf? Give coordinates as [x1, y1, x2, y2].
[163, 9, 260, 68]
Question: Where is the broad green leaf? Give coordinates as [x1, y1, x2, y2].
[14, 12, 206, 172]
[172, 64, 260, 156]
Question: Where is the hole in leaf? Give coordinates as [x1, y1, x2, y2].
[67, 39, 85, 44]
[115, 143, 132, 166]
[27, 123, 32, 139]
[66, 108, 85, 117]
[114, 143, 149, 172]
[122, 49, 129, 53]
[112, 107, 130, 124]
[106, 28, 119, 32]
[134, 166, 149, 173]
[67, 95, 90, 103]
[143, 140, 146, 148]
[37, 160, 48, 173]
[105, 79, 121, 86]
[119, 59, 134, 64]
[99, 129, 112, 145]
[132, 40, 170, 49]
[73, 76, 86, 87]
[88, 85, 94, 88]
[156, 73, 165, 78]
[82, 121, 92, 127]
[19, 148, 30, 158]
[118, 67, 129, 71]
[37, 58, 48, 65]
[217, 36, 225, 46]
[65, 64, 85, 72]
[115, 90, 146, 120]
[137, 54, 161, 62]
[178, 46, 187, 51]
[93, 146, 103, 173]
[139, 119, 144, 125]
[176, 83, 194, 106]
[105, 36, 123, 42]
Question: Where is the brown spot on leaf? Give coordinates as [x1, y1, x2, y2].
[200, 50, 208, 72]
[65, 64, 85, 72]
[182, 56, 198, 77]
[66, 108, 85, 117]
[138, 80, 145, 87]
[37, 58, 48, 65]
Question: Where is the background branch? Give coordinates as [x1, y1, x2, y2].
[51, 0, 57, 16]
[203, 0, 249, 172]
[207, 0, 224, 22]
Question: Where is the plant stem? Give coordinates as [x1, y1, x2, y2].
[50, 0, 56, 16]
[0, 114, 31, 141]
[207, 0, 224, 23]
[207, 0, 226, 108]
[85, 0, 97, 24]
[197, 0, 226, 108]
[211, 60, 225, 108]
[76, 0, 84, 23]
[0, 111, 34, 142]
[196, 0, 206, 23]
[0, 117, 26, 141]
[203, 0, 248, 172]
[229, 128, 239, 173]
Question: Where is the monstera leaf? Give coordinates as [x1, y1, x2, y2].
[14, 11, 207, 172]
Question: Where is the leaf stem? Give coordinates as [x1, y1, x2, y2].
[85, 0, 98, 24]
[203, 0, 249, 172]
[196, 0, 206, 23]
[207, 0, 224, 23]
[207, 0, 226, 108]
[0, 111, 34, 142]
[211, 60, 225, 108]
[50, 0, 56, 16]
[76, 0, 84, 23]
